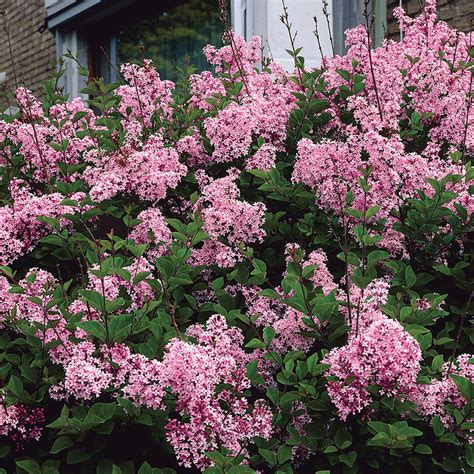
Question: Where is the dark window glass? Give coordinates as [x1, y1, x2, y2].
[87, 0, 226, 83]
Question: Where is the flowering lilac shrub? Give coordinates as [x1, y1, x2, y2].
[0, 1, 473, 472]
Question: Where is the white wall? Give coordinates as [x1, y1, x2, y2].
[233, 0, 334, 70]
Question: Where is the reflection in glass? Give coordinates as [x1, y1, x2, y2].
[115, 0, 226, 82]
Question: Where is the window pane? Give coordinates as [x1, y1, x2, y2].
[332, 0, 366, 55]
[115, 0, 226, 82]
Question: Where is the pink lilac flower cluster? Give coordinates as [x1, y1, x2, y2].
[0, 180, 84, 265]
[191, 168, 266, 267]
[410, 354, 474, 427]
[5, 91, 93, 183]
[115, 315, 273, 469]
[162, 315, 272, 468]
[0, 393, 45, 450]
[50, 341, 113, 401]
[116, 60, 174, 127]
[84, 133, 187, 202]
[176, 131, 212, 167]
[323, 279, 422, 420]
[129, 207, 172, 258]
[79, 61, 184, 202]
[303, 249, 338, 295]
[197, 35, 296, 165]
[292, 0, 473, 252]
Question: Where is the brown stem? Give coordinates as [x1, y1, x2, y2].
[313, 16, 327, 69]
[363, 0, 384, 122]
[1, 12, 18, 89]
[322, 0, 335, 57]
[280, 0, 304, 89]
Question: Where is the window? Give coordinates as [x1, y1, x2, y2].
[87, 0, 227, 83]
[46, 0, 227, 94]
[46, 0, 387, 97]
[333, 0, 387, 54]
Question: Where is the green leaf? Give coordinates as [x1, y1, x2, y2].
[245, 338, 266, 349]
[205, 451, 226, 466]
[277, 444, 292, 464]
[76, 320, 106, 341]
[8, 374, 23, 398]
[367, 250, 388, 266]
[263, 327, 275, 345]
[258, 448, 277, 466]
[16, 460, 41, 474]
[336, 69, 351, 81]
[449, 374, 473, 401]
[108, 314, 133, 342]
[72, 111, 88, 122]
[414, 444, 432, 454]
[335, 428, 353, 449]
[79, 289, 106, 312]
[339, 451, 357, 467]
[433, 264, 451, 276]
[432, 416, 445, 436]
[138, 462, 153, 474]
[306, 353, 318, 375]
[467, 444, 474, 468]
[367, 432, 391, 446]
[50, 436, 74, 454]
[405, 266, 416, 288]
[258, 289, 280, 299]
[365, 204, 381, 219]
[431, 354, 444, 372]
[66, 449, 93, 464]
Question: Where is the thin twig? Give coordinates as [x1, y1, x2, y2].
[363, 0, 384, 121]
[322, 0, 335, 56]
[280, 0, 304, 88]
[313, 16, 327, 69]
[218, 0, 251, 97]
[99, 46, 124, 84]
[1, 12, 18, 89]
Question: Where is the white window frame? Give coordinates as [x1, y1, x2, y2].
[55, 29, 87, 99]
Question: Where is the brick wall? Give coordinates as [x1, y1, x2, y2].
[387, 0, 473, 39]
[0, 0, 56, 97]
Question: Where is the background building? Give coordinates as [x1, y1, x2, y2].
[0, 0, 472, 99]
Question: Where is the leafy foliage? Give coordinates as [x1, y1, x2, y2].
[0, 1, 472, 473]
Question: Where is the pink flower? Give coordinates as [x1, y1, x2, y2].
[129, 207, 172, 258]
[120, 315, 272, 469]
[410, 354, 474, 427]
[323, 318, 422, 420]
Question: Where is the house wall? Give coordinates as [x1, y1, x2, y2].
[0, 0, 56, 97]
[0, 0, 471, 99]
[242, 0, 334, 69]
